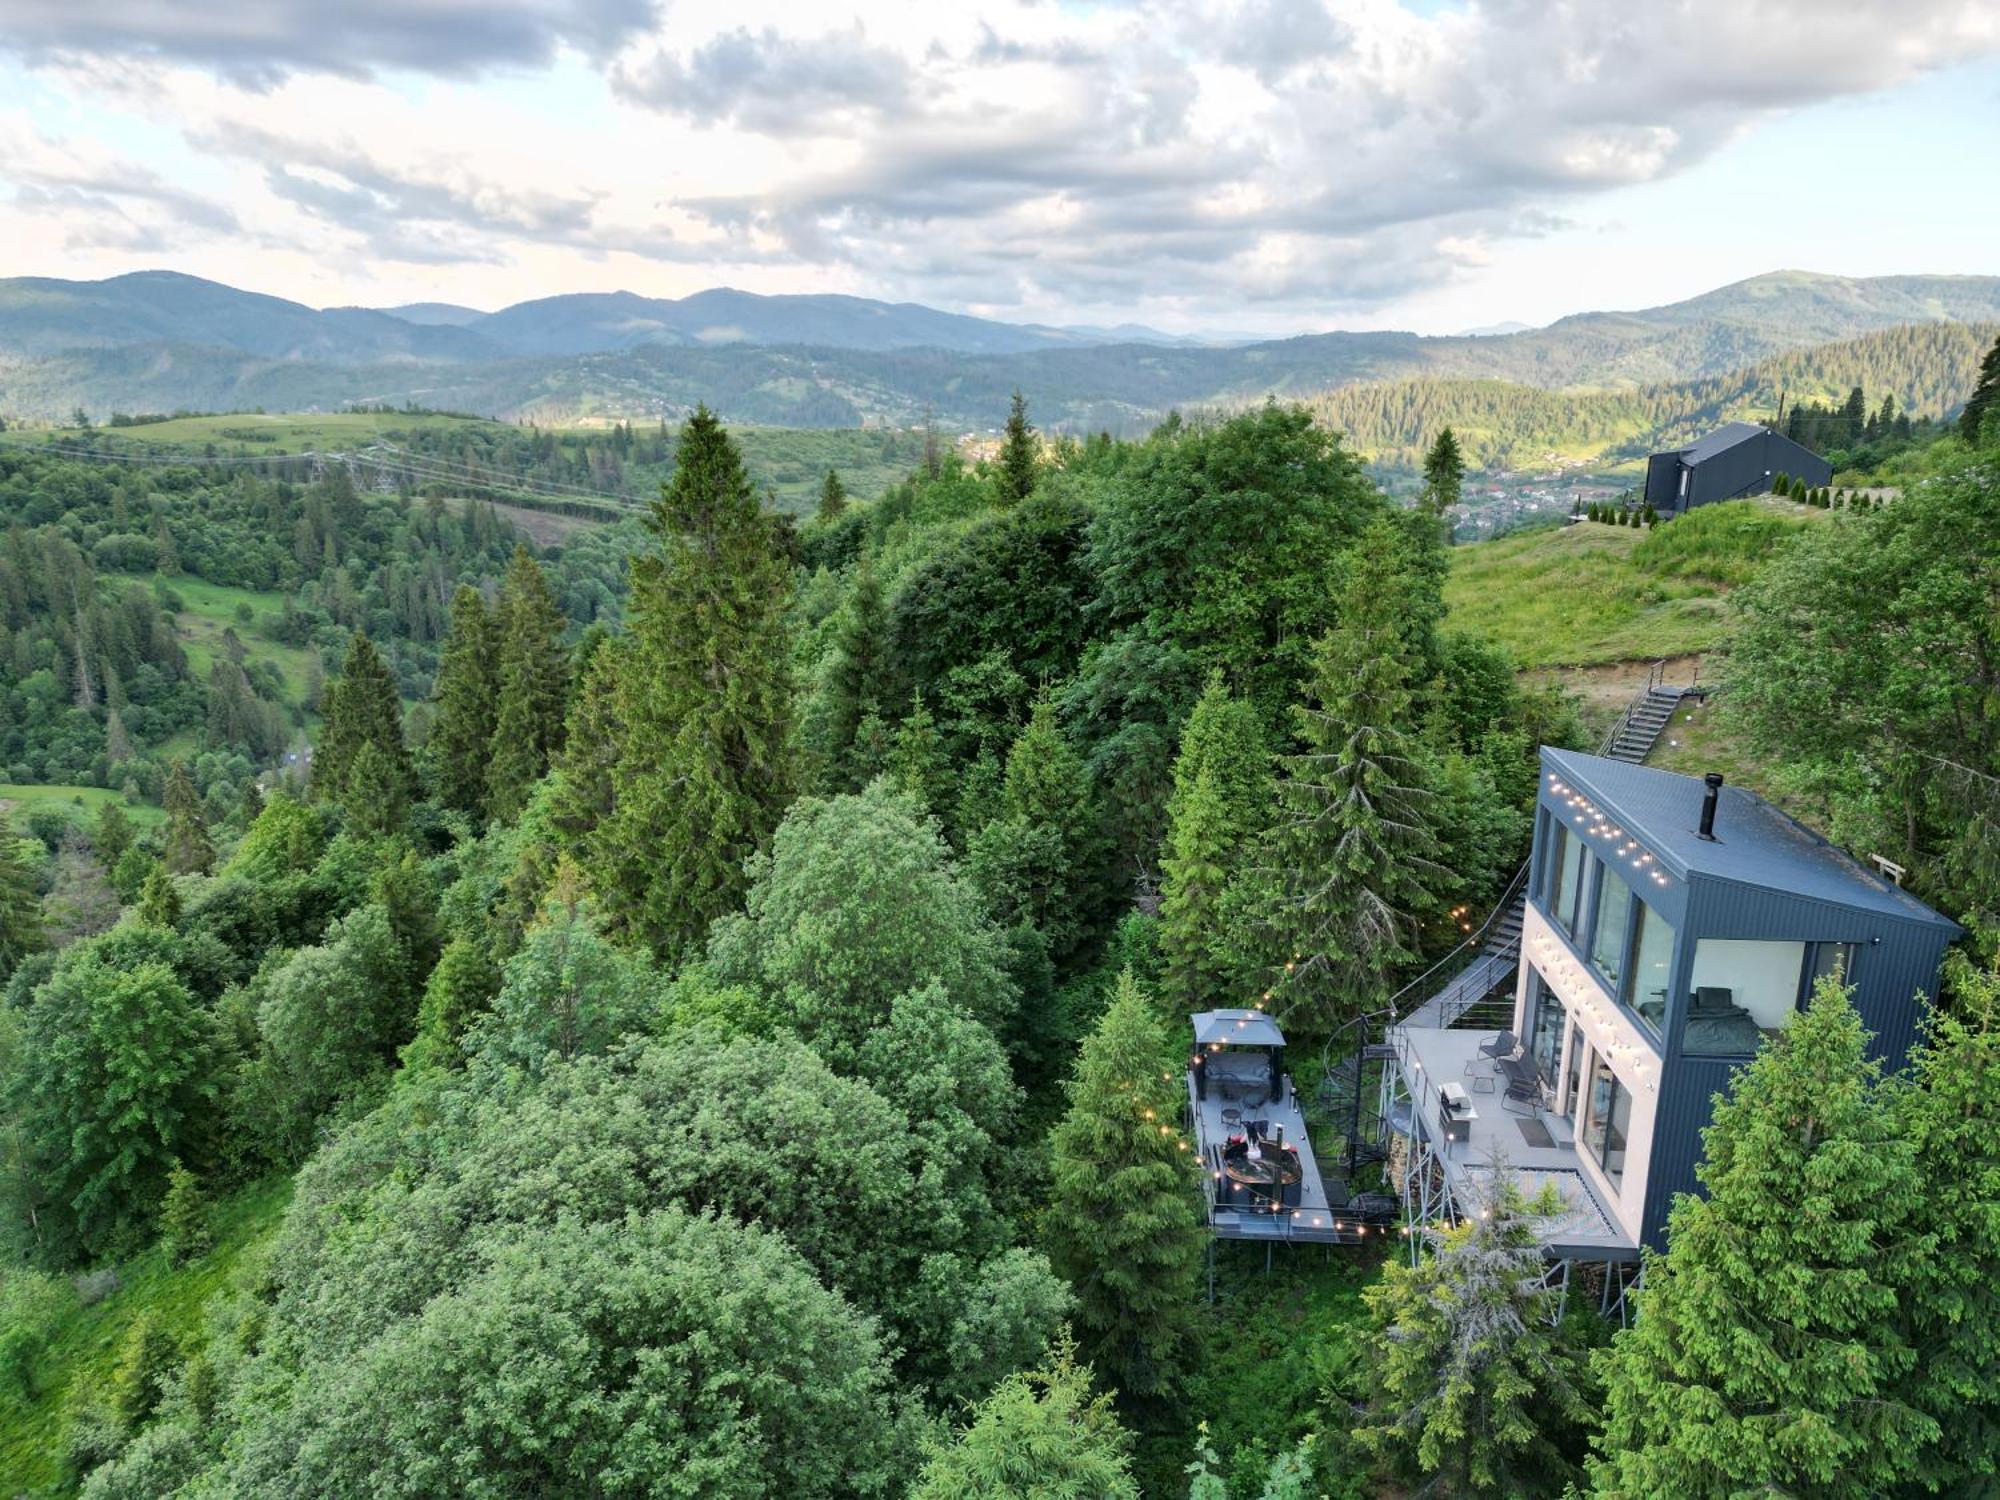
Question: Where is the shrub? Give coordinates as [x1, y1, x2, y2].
[0, 1268, 74, 1398]
[158, 1163, 212, 1264]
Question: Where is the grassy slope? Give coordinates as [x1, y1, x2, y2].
[0, 785, 164, 828]
[149, 575, 319, 704]
[0, 1178, 292, 1491]
[1443, 498, 1817, 669]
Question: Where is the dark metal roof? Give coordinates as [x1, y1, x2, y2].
[1542, 748, 1959, 931]
[1673, 421, 1767, 463]
[1191, 1008, 1287, 1046]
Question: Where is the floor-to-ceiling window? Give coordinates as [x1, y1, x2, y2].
[1584, 1053, 1630, 1191]
[1562, 1026, 1586, 1119]
[1682, 938, 1809, 1057]
[1590, 864, 1633, 990]
[1621, 899, 1674, 1040]
[1549, 824, 1586, 937]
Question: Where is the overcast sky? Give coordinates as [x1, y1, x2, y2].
[2, 0, 1997, 336]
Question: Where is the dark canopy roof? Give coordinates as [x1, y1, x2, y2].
[1542, 748, 1958, 930]
[1191, 1009, 1287, 1047]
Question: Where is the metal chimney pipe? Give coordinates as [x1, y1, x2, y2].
[1697, 772, 1724, 841]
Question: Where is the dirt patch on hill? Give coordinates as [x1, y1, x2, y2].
[475, 500, 615, 547]
[1524, 653, 1708, 713]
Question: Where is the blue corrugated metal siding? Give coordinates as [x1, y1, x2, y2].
[1537, 749, 1956, 1248]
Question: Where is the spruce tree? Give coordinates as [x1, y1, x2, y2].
[1421, 426, 1466, 516]
[1591, 983, 1930, 1498]
[586, 405, 796, 957]
[1889, 951, 2000, 1494]
[817, 468, 848, 522]
[429, 584, 498, 818]
[315, 632, 411, 815]
[0, 833, 44, 983]
[486, 546, 570, 822]
[92, 803, 134, 867]
[161, 760, 214, 876]
[969, 691, 1099, 964]
[998, 389, 1038, 505]
[886, 692, 952, 820]
[1160, 673, 1270, 1010]
[912, 1331, 1139, 1499]
[819, 554, 889, 792]
[1361, 1173, 1594, 1497]
[1961, 331, 2000, 445]
[1045, 970, 1205, 1400]
[1265, 521, 1444, 1032]
[136, 867, 181, 928]
[548, 641, 624, 848]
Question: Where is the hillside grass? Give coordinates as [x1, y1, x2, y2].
[0, 784, 164, 829]
[146, 575, 319, 704]
[1445, 498, 1816, 668]
[0, 1177, 292, 1491]
[64, 410, 489, 453]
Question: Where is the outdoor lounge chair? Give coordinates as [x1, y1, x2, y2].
[1477, 1030, 1519, 1064]
[1500, 1069, 1541, 1116]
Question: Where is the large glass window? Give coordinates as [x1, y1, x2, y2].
[1590, 865, 1632, 989]
[1806, 942, 1858, 996]
[1550, 825, 1585, 936]
[1562, 1027, 1587, 1119]
[1584, 1054, 1631, 1191]
[1682, 939, 1807, 1056]
[1622, 900, 1674, 1039]
[1527, 977, 1566, 1087]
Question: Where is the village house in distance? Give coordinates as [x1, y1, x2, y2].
[1643, 420, 1831, 514]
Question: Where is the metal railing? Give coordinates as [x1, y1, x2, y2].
[1380, 858, 1531, 1024]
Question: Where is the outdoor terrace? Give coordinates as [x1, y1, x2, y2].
[1387, 1024, 1637, 1262]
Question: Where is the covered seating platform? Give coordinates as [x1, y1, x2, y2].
[1187, 1009, 1398, 1247]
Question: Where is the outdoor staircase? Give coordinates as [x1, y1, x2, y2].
[1603, 661, 1691, 765]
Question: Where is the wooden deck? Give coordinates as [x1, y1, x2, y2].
[1186, 1072, 1382, 1246]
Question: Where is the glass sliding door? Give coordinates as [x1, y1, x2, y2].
[1561, 1025, 1587, 1120]
[1584, 1054, 1631, 1191]
[1527, 976, 1566, 1087]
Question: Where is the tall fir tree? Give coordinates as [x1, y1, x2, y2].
[886, 691, 953, 821]
[817, 467, 848, 522]
[1889, 950, 2000, 1494]
[549, 641, 625, 848]
[161, 760, 214, 876]
[429, 584, 498, 818]
[1420, 426, 1466, 516]
[315, 632, 412, 817]
[1045, 970, 1205, 1400]
[1962, 330, 2000, 445]
[1591, 983, 1930, 1498]
[1159, 673, 1270, 1010]
[998, 389, 1038, 505]
[585, 405, 796, 957]
[819, 554, 890, 792]
[0, 833, 44, 982]
[486, 546, 571, 822]
[1361, 1174, 1595, 1498]
[969, 691, 1100, 965]
[1264, 522, 1445, 1032]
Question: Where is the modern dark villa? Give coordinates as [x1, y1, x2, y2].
[1643, 420, 1831, 514]
[1378, 748, 1959, 1290]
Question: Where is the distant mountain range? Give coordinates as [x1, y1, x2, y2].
[0, 268, 1995, 433]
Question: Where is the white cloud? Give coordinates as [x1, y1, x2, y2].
[0, 0, 1995, 329]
